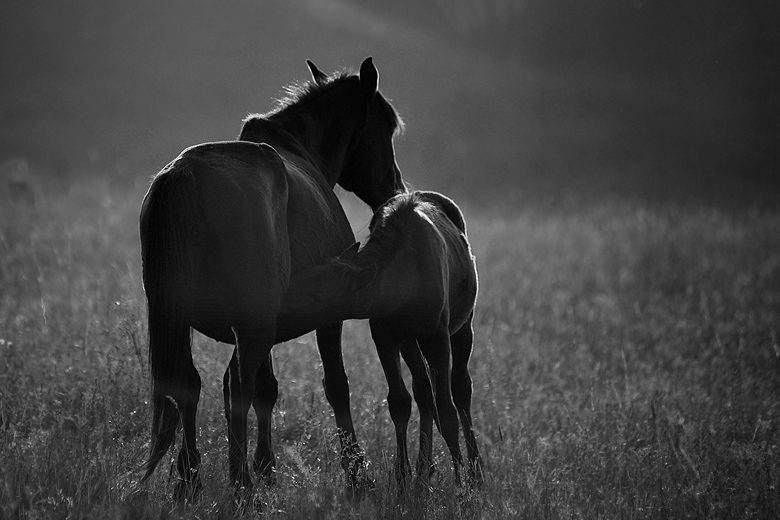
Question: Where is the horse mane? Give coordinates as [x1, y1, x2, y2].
[241, 69, 404, 137]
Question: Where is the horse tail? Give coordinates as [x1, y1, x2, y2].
[138, 161, 199, 481]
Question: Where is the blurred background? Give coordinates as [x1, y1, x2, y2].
[1, 0, 778, 211]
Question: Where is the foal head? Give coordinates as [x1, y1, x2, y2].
[282, 242, 376, 327]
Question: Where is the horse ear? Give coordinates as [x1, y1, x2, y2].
[307, 59, 328, 85]
[359, 57, 378, 95]
[339, 242, 361, 262]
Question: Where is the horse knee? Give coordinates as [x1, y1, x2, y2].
[434, 395, 461, 441]
[254, 372, 278, 408]
[322, 371, 349, 408]
[450, 369, 472, 409]
[387, 388, 412, 424]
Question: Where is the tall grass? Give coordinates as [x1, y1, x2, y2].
[1, 176, 778, 518]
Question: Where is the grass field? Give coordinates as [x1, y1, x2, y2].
[1, 175, 778, 518]
[1, 1, 778, 517]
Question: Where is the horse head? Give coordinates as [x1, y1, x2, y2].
[328, 57, 406, 211]
[243, 57, 406, 212]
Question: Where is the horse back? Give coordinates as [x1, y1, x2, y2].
[414, 191, 467, 234]
[411, 193, 477, 333]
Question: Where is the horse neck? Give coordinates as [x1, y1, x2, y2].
[241, 118, 323, 177]
[271, 105, 362, 189]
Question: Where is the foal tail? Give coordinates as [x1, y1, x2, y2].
[138, 164, 199, 481]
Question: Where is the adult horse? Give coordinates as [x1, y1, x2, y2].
[139, 57, 405, 498]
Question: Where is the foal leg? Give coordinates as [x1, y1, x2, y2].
[173, 357, 203, 502]
[252, 355, 278, 484]
[225, 326, 274, 492]
[399, 339, 436, 481]
[371, 330, 412, 486]
[450, 313, 483, 485]
[315, 324, 365, 485]
[418, 328, 463, 482]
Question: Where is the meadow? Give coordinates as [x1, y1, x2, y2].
[1, 172, 777, 519]
[1, 1, 777, 518]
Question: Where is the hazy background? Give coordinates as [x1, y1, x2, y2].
[1, 0, 777, 212]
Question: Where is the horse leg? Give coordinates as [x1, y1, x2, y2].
[223, 350, 278, 486]
[371, 330, 412, 487]
[315, 324, 365, 485]
[450, 313, 483, 485]
[222, 352, 239, 484]
[399, 339, 436, 482]
[225, 326, 274, 493]
[418, 328, 463, 482]
[252, 355, 278, 484]
[173, 358, 203, 502]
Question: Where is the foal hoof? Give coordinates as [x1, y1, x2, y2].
[346, 473, 375, 502]
[345, 463, 375, 499]
[343, 456, 370, 487]
[349, 468, 375, 490]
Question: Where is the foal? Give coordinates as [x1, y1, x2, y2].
[280, 191, 482, 485]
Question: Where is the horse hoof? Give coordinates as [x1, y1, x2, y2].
[259, 469, 277, 488]
[253, 459, 277, 487]
[173, 477, 202, 504]
[415, 462, 436, 482]
[230, 468, 254, 499]
[469, 463, 485, 488]
[394, 468, 411, 495]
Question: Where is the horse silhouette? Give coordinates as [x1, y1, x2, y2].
[280, 191, 483, 487]
[139, 58, 405, 498]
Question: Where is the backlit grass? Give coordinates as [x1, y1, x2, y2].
[1, 177, 778, 518]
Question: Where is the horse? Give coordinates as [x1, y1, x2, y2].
[138, 57, 405, 498]
[279, 191, 483, 487]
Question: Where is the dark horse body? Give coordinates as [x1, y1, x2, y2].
[280, 191, 483, 486]
[139, 58, 404, 496]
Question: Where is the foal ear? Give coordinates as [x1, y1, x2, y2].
[359, 56, 378, 95]
[306, 59, 328, 85]
[339, 242, 361, 262]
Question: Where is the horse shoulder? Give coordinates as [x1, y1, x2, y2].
[282, 158, 354, 268]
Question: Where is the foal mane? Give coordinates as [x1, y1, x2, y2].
[354, 193, 437, 269]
